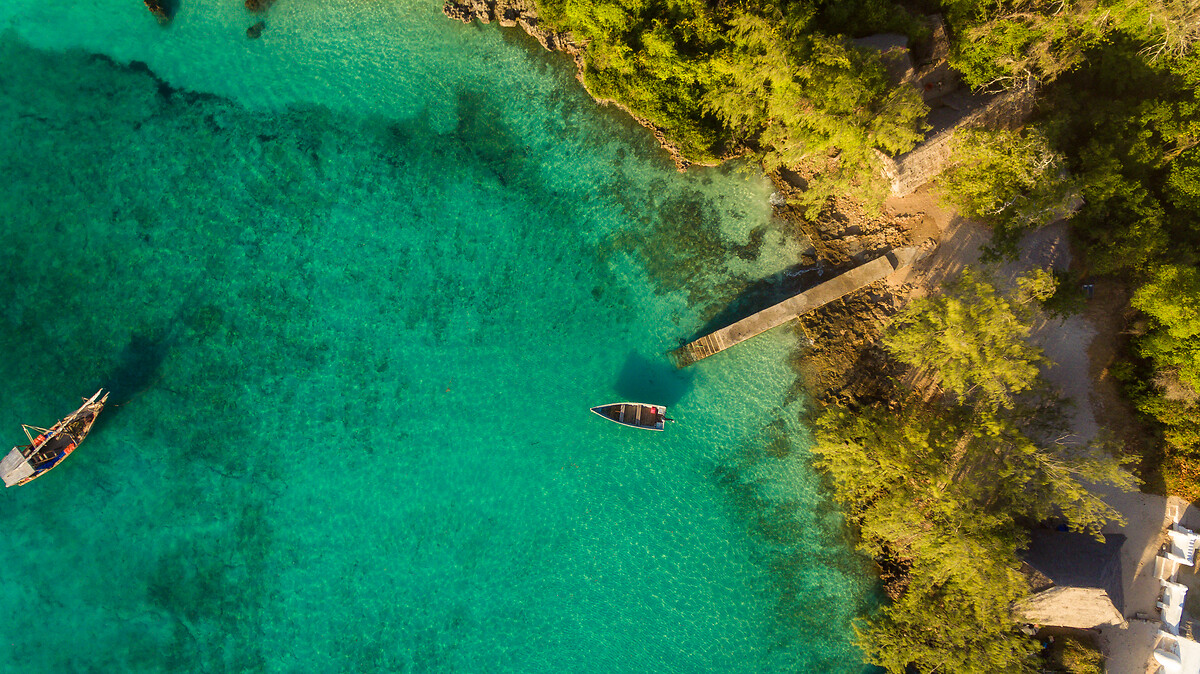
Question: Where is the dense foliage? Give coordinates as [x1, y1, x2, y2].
[940, 128, 1077, 258]
[942, 0, 1199, 90]
[1133, 265, 1200, 391]
[1045, 42, 1200, 275]
[1127, 265, 1200, 496]
[883, 268, 1045, 408]
[933, 0, 1200, 506]
[814, 270, 1133, 673]
[943, 0, 1117, 90]
[1046, 634, 1105, 673]
[537, 0, 929, 212]
[1026, 31, 1200, 497]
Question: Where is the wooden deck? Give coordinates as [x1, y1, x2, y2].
[672, 247, 921, 366]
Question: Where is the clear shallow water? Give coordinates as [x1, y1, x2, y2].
[0, 3, 876, 671]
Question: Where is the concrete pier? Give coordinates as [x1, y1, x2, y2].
[672, 247, 920, 366]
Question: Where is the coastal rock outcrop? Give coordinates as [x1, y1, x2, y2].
[442, 0, 582, 54]
[144, 0, 176, 24]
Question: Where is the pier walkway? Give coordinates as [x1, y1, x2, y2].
[672, 247, 921, 366]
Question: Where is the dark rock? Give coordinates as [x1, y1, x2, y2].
[441, 0, 583, 55]
[497, 7, 520, 27]
[442, 2, 473, 22]
[246, 21, 265, 39]
[245, 0, 276, 13]
[144, 0, 176, 24]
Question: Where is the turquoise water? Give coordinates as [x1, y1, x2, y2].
[0, 2, 876, 671]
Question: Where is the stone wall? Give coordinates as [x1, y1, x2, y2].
[878, 82, 1039, 197]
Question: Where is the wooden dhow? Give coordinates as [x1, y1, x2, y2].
[1, 390, 108, 487]
[590, 402, 669, 431]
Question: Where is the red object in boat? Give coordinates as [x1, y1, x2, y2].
[1, 390, 108, 487]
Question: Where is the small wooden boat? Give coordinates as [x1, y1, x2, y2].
[590, 402, 668, 431]
[1, 390, 109, 487]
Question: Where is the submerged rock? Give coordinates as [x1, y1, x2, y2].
[144, 0, 176, 24]
[440, 0, 709, 169]
[245, 0, 276, 13]
[247, 21, 265, 39]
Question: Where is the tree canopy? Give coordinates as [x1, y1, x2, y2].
[940, 128, 1078, 258]
[815, 266, 1134, 672]
[1132, 264, 1200, 392]
[883, 268, 1046, 408]
[814, 395, 1132, 672]
[538, 0, 928, 210]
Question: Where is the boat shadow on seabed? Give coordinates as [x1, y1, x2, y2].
[89, 329, 173, 429]
[614, 351, 693, 408]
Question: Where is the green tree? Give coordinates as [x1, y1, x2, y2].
[860, 572, 1038, 674]
[1015, 268, 1058, 304]
[814, 265, 1133, 673]
[539, 0, 928, 208]
[942, 0, 1118, 90]
[539, 0, 729, 161]
[1118, 0, 1200, 63]
[940, 128, 1078, 258]
[971, 409, 1136, 533]
[701, 16, 927, 214]
[1132, 264, 1200, 391]
[1138, 396, 1200, 499]
[815, 403, 1129, 552]
[813, 397, 1131, 673]
[883, 268, 1045, 408]
[1042, 37, 1200, 274]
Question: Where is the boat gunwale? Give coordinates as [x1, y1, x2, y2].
[8, 389, 109, 487]
[589, 401, 667, 432]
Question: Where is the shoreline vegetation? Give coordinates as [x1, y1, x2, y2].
[445, 1, 1199, 671]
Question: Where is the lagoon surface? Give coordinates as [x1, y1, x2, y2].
[0, 2, 875, 671]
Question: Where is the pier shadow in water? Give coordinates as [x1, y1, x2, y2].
[687, 260, 852, 342]
[613, 352, 693, 407]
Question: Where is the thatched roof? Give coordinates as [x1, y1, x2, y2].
[1017, 530, 1127, 628]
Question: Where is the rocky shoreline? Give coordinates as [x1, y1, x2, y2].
[442, 0, 579, 52]
[441, 0, 699, 170]
[440, 0, 943, 401]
